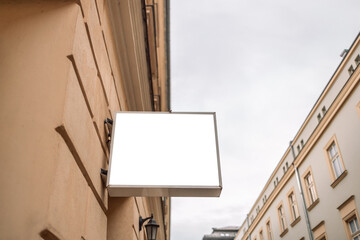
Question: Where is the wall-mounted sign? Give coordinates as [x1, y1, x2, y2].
[107, 112, 222, 197]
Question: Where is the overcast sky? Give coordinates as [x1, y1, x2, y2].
[169, 1, 360, 239]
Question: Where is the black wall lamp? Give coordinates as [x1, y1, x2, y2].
[104, 118, 113, 145]
[139, 214, 159, 240]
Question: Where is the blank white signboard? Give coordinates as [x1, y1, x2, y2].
[107, 112, 222, 197]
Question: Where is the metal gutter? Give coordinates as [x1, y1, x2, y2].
[291, 142, 314, 240]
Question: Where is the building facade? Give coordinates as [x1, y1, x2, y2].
[0, 0, 170, 239]
[235, 33, 360, 240]
[203, 226, 240, 240]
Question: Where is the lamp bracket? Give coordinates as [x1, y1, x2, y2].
[100, 168, 108, 184]
[139, 214, 153, 231]
[104, 118, 113, 144]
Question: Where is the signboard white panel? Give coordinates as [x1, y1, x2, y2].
[107, 112, 222, 197]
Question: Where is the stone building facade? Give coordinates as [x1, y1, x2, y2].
[236, 33, 360, 240]
[203, 226, 239, 240]
[0, 0, 170, 239]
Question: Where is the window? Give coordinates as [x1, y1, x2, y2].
[322, 106, 327, 115]
[328, 142, 344, 178]
[286, 162, 289, 169]
[274, 177, 279, 187]
[300, 140, 304, 148]
[266, 219, 273, 240]
[302, 167, 319, 211]
[348, 216, 360, 240]
[297, 145, 301, 154]
[305, 172, 317, 204]
[355, 54, 360, 66]
[287, 189, 300, 226]
[317, 113, 322, 122]
[259, 229, 264, 240]
[283, 166, 286, 173]
[289, 193, 299, 219]
[349, 65, 355, 75]
[338, 196, 360, 240]
[324, 135, 347, 188]
[277, 203, 288, 235]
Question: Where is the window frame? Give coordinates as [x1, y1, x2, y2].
[301, 166, 319, 211]
[323, 135, 347, 188]
[312, 221, 328, 240]
[287, 188, 301, 226]
[322, 106, 327, 115]
[338, 196, 360, 240]
[277, 202, 288, 237]
[347, 215, 360, 240]
[317, 113, 322, 122]
[258, 228, 264, 240]
[355, 54, 360, 66]
[266, 218, 274, 240]
[349, 65, 355, 75]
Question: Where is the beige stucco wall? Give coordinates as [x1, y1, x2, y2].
[0, 0, 169, 239]
[298, 79, 360, 239]
[247, 174, 309, 240]
[0, 2, 82, 238]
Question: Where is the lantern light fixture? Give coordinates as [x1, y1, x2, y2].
[139, 214, 159, 240]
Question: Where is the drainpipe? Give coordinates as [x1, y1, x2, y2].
[246, 215, 251, 240]
[290, 141, 314, 240]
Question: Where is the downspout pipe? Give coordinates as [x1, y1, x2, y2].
[246, 215, 251, 240]
[290, 141, 314, 240]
